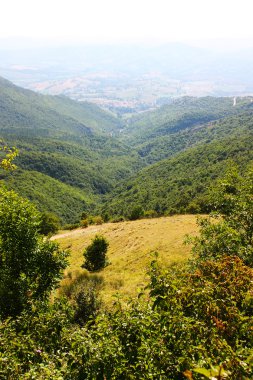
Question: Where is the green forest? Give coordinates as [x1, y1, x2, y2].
[0, 76, 253, 378]
[1, 76, 253, 225]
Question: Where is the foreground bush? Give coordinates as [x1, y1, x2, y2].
[190, 165, 253, 266]
[1, 255, 252, 379]
[0, 188, 68, 319]
[1, 166, 253, 379]
[60, 270, 103, 325]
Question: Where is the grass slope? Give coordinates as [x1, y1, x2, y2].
[53, 215, 199, 305]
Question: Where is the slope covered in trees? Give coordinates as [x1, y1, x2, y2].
[0, 76, 142, 222]
[0, 76, 122, 135]
[100, 133, 253, 218]
[123, 96, 253, 142]
[1, 76, 253, 224]
[0, 74, 253, 377]
[2, 169, 92, 223]
[98, 106, 253, 218]
[133, 107, 253, 163]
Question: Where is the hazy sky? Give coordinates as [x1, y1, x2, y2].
[1, 0, 253, 45]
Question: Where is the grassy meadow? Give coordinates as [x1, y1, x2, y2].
[53, 215, 199, 306]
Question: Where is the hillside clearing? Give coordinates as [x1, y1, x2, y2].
[53, 215, 199, 305]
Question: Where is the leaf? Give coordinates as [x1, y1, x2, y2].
[193, 367, 212, 377]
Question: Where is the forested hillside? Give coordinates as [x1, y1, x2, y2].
[134, 111, 253, 164]
[0, 76, 122, 135]
[99, 107, 253, 218]
[1, 160, 253, 379]
[0, 76, 253, 224]
[2, 0, 253, 377]
[123, 96, 253, 141]
[0, 77, 142, 222]
[100, 133, 253, 218]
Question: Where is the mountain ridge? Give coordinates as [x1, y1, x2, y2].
[0, 75, 252, 223]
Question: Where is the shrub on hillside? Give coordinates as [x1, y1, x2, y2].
[80, 218, 89, 228]
[128, 205, 144, 220]
[39, 211, 60, 235]
[62, 223, 80, 230]
[82, 235, 109, 272]
[92, 216, 104, 225]
[111, 215, 125, 223]
[144, 209, 158, 218]
[60, 270, 103, 325]
[87, 215, 104, 225]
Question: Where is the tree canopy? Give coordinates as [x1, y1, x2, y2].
[82, 235, 109, 272]
[0, 188, 68, 318]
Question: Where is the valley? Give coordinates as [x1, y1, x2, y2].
[0, 61, 253, 379]
[0, 76, 252, 225]
[2, 43, 253, 117]
[1, 77, 251, 307]
[1, 0, 253, 375]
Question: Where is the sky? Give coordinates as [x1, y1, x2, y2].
[1, 0, 253, 46]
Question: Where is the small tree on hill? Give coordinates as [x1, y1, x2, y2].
[82, 235, 109, 272]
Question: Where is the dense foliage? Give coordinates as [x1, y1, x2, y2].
[122, 96, 253, 145]
[190, 165, 253, 267]
[82, 235, 109, 272]
[100, 134, 253, 218]
[3, 169, 91, 224]
[0, 167, 252, 379]
[132, 108, 253, 164]
[0, 188, 68, 319]
[1, 76, 253, 224]
[0, 76, 122, 135]
[0, 77, 253, 377]
[60, 271, 103, 326]
[0, 76, 142, 223]
[39, 212, 61, 235]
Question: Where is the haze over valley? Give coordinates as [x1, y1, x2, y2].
[2, 41, 253, 116]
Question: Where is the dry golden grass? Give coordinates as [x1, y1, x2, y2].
[53, 215, 199, 306]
